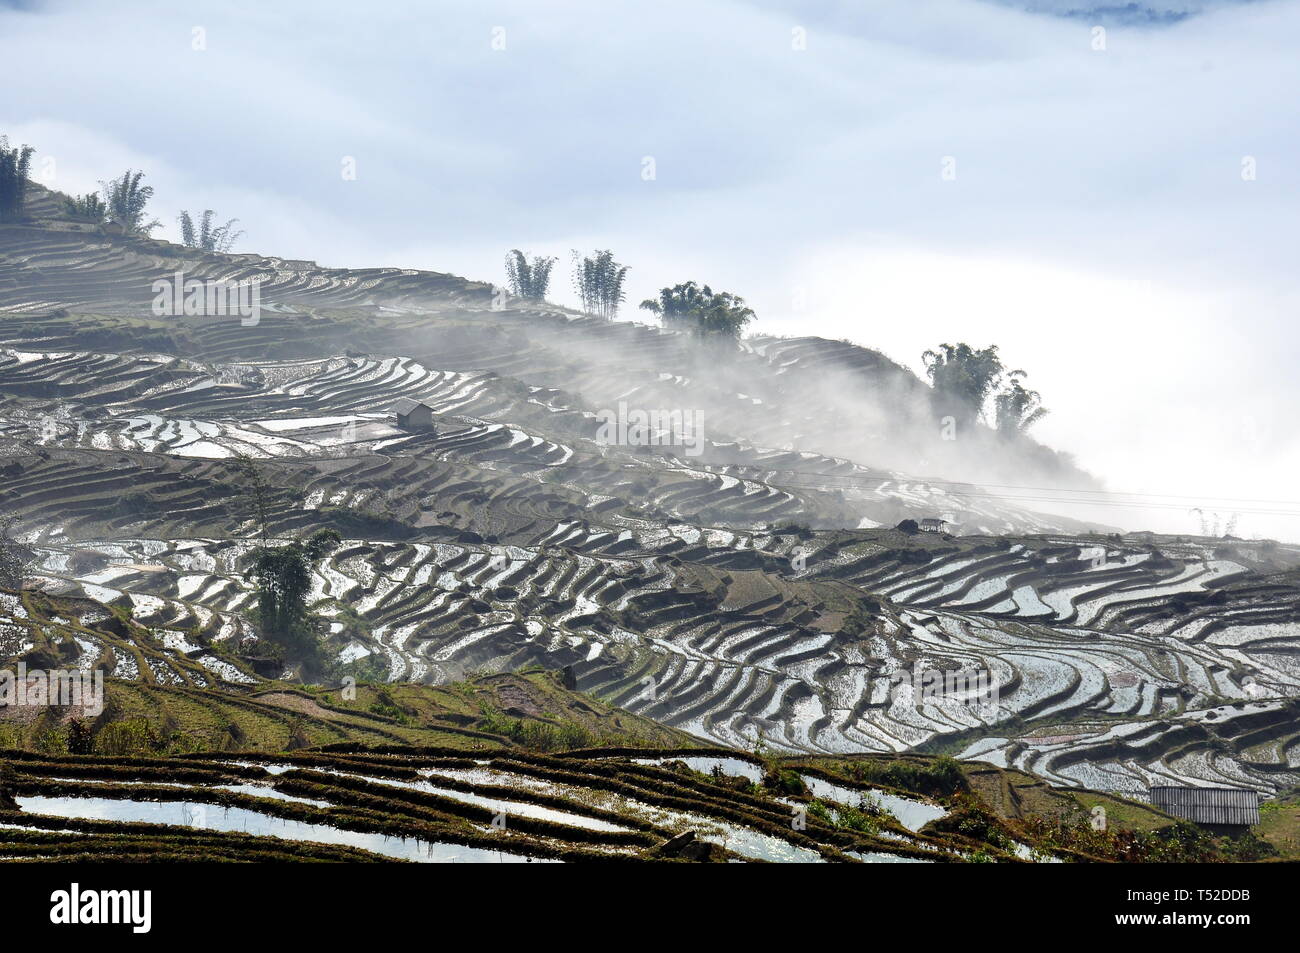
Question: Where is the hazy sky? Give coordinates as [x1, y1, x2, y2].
[3, 0, 1297, 540]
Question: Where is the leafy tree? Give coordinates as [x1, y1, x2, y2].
[693, 297, 754, 340]
[571, 249, 628, 320]
[63, 193, 106, 223]
[100, 169, 161, 235]
[504, 249, 555, 300]
[247, 528, 341, 645]
[994, 369, 1048, 437]
[921, 343, 1006, 429]
[639, 280, 755, 342]
[178, 209, 244, 253]
[0, 136, 34, 222]
[640, 280, 712, 328]
[231, 454, 343, 666]
[0, 514, 32, 589]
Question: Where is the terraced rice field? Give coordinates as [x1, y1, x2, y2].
[2, 196, 1299, 815]
[7, 525, 1296, 795]
[0, 747, 987, 863]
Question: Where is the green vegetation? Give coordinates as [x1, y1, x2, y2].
[808, 755, 968, 798]
[62, 192, 106, 223]
[230, 453, 349, 668]
[994, 369, 1048, 437]
[922, 341, 1048, 436]
[1254, 788, 1300, 860]
[1018, 813, 1275, 862]
[178, 209, 243, 253]
[0, 514, 30, 588]
[571, 249, 628, 320]
[0, 665, 1286, 864]
[0, 669, 696, 755]
[930, 797, 1019, 853]
[504, 249, 556, 300]
[1, 140, 238, 247]
[0, 154, 1293, 865]
[922, 342, 1006, 430]
[639, 280, 755, 343]
[762, 767, 808, 796]
[0, 761, 15, 811]
[479, 708, 615, 751]
[807, 798, 888, 835]
[100, 169, 160, 235]
[0, 137, 34, 221]
[247, 528, 341, 661]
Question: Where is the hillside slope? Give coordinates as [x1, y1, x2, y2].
[2, 204, 1298, 803]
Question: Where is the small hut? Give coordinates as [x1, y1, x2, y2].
[392, 397, 435, 431]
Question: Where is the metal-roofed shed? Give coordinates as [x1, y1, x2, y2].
[1148, 786, 1260, 827]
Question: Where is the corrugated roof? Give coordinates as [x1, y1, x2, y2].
[1148, 786, 1260, 826]
[391, 397, 427, 415]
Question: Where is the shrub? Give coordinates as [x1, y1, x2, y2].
[101, 169, 161, 235]
[504, 249, 556, 300]
[0, 137, 33, 221]
[571, 249, 628, 320]
[178, 209, 243, 253]
[95, 718, 162, 756]
[639, 281, 755, 343]
[63, 193, 105, 223]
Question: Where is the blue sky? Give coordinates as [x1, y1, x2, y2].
[2, 0, 1297, 539]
